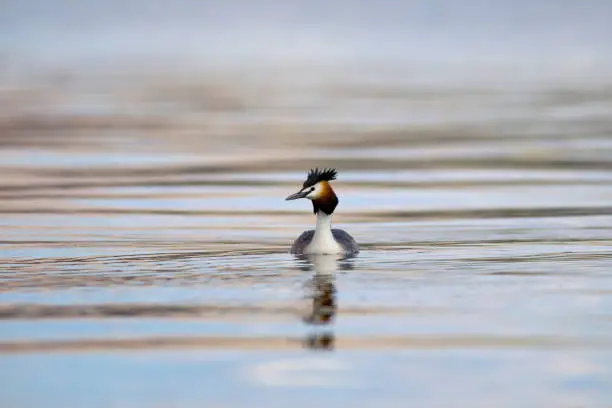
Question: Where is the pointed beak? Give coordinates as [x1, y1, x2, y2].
[285, 190, 308, 201]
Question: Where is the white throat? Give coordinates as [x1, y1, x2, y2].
[304, 211, 343, 254]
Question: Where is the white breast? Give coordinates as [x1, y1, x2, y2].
[303, 212, 343, 254]
[304, 230, 343, 254]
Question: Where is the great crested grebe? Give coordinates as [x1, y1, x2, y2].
[285, 168, 359, 255]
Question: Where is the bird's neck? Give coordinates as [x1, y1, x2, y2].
[305, 211, 342, 254]
[315, 211, 333, 232]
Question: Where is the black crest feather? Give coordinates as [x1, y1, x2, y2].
[303, 167, 338, 188]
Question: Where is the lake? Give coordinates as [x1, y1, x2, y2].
[1, 66, 612, 407]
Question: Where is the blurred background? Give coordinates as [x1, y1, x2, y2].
[2, 1, 612, 407]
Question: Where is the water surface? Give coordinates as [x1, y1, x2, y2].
[1, 71, 612, 408]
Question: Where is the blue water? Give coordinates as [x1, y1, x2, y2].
[3, 349, 612, 408]
[2, 4, 612, 404]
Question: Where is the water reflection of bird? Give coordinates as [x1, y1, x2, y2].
[286, 168, 359, 255]
[303, 272, 336, 326]
[298, 254, 356, 351]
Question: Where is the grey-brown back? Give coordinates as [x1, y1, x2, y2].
[290, 229, 359, 255]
